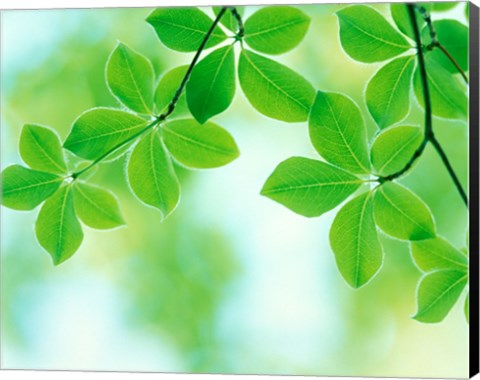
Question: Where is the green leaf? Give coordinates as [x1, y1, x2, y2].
[374, 182, 436, 240]
[422, 20, 468, 73]
[390, 3, 430, 40]
[370, 125, 423, 177]
[163, 119, 239, 168]
[261, 157, 362, 217]
[414, 269, 467, 323]
[73, 182, 125, 230]
[106, 42, 155, 115]
[309, 91, 370, 174]
[366, 55, 416, 129]
[19, 124, 67, 174]
[336, 5, 411, 63]
[64, 108, 148, 160]
[155, 65, 189, 117]
[432, 2, 458, 12]
[146, 7, 227, 52]
[244, 6, 310, 55]
[465, 292, 469, 323]
[1, 165, 63, 210]
[330, 191, 383, 288]
[213, 6, 244, 32]
[238, 49, 315, 122]
[411, 237, 469, 272]
[128, 130, 180, 218]
[186, 45, 235, 124]
[414, 56, 468, 119]
[35, 185, 83, 265]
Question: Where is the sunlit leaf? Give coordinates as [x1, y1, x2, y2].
[19, 124, 67, 174]
[106, 42, 155, 114]
[422, 20, 468, 73]
[330, 191, 383, 288]
[244, 6, 310, 55]
[374, 182, 436, 240]
[366, 55, 416, 129]
[261, 157, 362, 217]
[370, 125, 423, 177]
[128, 130, 180, 219]
[35, 185, 83, 265]
[238, 49, 315, 122]
[73, 182, 125, 230]
[337, 5, 411, 63]
[414, 56, 468, 119]
[186, 45, 235, 124]
[411, 236, 469, 272]
[146, 7, 227, 52]
[155, 65, 189, 116]
[163, 119, 239, 168]
[64, 108, 148, 160]
[1, 165, 63, 210]
[414, 269, 467, 323]
[309, 91, 370, 174]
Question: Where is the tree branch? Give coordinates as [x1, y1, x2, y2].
[415, 4, 469, 84]
[72, 6, 229, 179]
[381, 4, 468, 208]
[408, 3, 467, 207]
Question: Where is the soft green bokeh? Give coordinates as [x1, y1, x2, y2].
[1, 4, 469, 378]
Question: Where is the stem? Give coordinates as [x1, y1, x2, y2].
[72, 7, 229, 179]
[72, 118, 160, 179]
[158, 6, 228, 120]
[380, 4, 432, 182]
[380, 139, 428, 182]
[409, 4, 433, 137]
[415, 4, 469, 84]
[415, 4, 437, 44]
[229, 6, 244, 39]
[398, 3, 468, 207]
[430, 136, 468, 206]
[436, 42, 469, 83]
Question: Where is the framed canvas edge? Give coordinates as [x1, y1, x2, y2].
[470, 1, 480, 378]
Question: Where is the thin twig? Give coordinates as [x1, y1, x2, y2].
[379, 4, 432, 182]
[436, 42, 469, 83]
[229, 6, 244, 39]
[415, 4, 469, 84]
[430, 136, 468, 206]
[407, 3, 467, 207]
[158, 6, 228, 120]
[72, 7, 229, 179]
[72, 118, 159, 179]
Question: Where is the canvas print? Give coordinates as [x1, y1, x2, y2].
[1, 1, 478, 378]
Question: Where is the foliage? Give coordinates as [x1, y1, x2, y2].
[0, 3, 470, 324]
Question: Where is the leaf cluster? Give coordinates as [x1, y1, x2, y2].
[261, 3, 469, 322]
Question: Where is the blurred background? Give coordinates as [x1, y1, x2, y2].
[0, 3, 470, 378]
